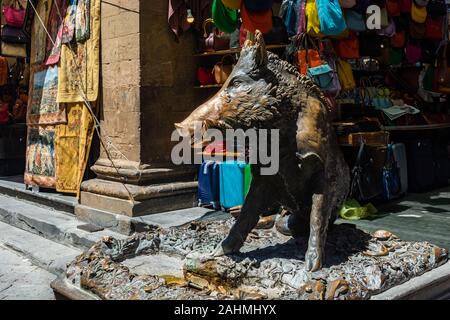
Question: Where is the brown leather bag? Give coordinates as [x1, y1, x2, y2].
[12, 97, 26, 122]
[213, 55, 235, 84]
[198, 18, 230, 52]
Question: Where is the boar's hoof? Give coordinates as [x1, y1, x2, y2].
[305, 247, 323, 272]
[275, 215, 293, 236]
[212, 236, 243, 257]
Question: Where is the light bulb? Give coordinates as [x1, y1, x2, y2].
[187, 9, 194, 24]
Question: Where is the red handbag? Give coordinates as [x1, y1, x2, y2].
[386, 0, 401, 17]
[2, 1, 25, 27]
[425, 16, 444, 41]
[0, 102, 9, 125]
[400, 0, 412, 13]
[390, 31, 406, 48]
[334, 31, 360, 59]
[196, 67, 216, 86]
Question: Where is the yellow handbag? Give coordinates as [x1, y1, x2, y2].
[336, 58, 356, 90]
[411, 2, 427, 24]
[305, 0, 324, 38]
[221, 0, 241, 9]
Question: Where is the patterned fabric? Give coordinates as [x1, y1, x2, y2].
[24, 125, 57, 188]
[62, 0, 77, 44]
[75, 0, 90, 42]
[45, 0, 68, 65]
[27, 65, 66, 125]
[57, 0, 99, 103]
[30, 0, 53, 65]
[55, 102, 95, 195]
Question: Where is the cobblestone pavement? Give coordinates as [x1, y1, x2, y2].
[0, 244, 56, 300]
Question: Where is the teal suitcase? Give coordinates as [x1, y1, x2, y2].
[219, 161, 252, 210]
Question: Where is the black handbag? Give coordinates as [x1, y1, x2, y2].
[350, 143, 384, 202]
[1, 25, 29, 43]
[359, 33, 383, 57]
[263, 16, 289, 45]
[427, 0, 448, 18]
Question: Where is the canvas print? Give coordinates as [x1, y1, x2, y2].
[27, 66, 66, 125]
[24, 126, 57, 188]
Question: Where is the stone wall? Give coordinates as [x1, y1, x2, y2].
[139, 0, 211, 166]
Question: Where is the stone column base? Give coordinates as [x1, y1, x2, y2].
[79, 178, 198, 217]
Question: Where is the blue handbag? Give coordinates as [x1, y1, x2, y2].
[316, 0, 347, 35]
[345, 10, 366, 32]
[382, 144, 402, 200]
[307, 63, 334, 89]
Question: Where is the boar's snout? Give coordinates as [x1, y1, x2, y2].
[174, 93, 226, 139]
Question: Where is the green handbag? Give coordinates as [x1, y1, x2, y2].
[212, 0, 238, 33]
[389, 47, 404, 65]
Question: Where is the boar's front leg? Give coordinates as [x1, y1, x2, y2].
[305, 184, 332, 272]
[213, 177, 276, 257]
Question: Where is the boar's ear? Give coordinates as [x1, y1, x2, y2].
[254, 30, 268, 67]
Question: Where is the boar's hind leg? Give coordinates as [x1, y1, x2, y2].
[305, 185, 332, 272]
[213, 179, 276, 257]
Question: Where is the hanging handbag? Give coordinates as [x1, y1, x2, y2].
[346, 10, 366, 32]
[389, 47, 404, 65]
[350, 142, 384, 202]
[0, 102, 9, 125]
[434, 41, 450, 93]
[340, 0, 357, 9]
[412, 1, 428, 23]
[296, 33, 323, 75]
[425, 16, 444, 40]
[334, 31, 360, 59]
[400, 0, 412, 13]
[382, 144, 402, 200]
[1, 25, 29, 43]
[197, 67, 216, 86]
[213, 55, 235, 84]
[305, 0, 323, 37]
[377, 19, 397, 37]
[321, 40, 342, 97]
[222, 0, 242, 9]
[427, 0, 448, 18]
[0, 41, 27, 58]
[12, 98, 26, 122]
[2, 0, 26, 27]
[337, 58, 356, 90]
[380, 7, 390, 28]
[359, 33, 383, 56]
[386, 0, 402, 17]
[409, 20, 427, 39]
[390, 30, 406, 47]
[406, 40, 422, 64]
[307, 64, 334, 89]
[212, 0, 238, 33]
[199, 18, 230, 52]
[316, 0, 347, 36]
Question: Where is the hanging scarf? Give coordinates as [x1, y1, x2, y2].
[45, 0, 68, 65]
[62, 0, 77, 43]
[75, 0, 90, 42]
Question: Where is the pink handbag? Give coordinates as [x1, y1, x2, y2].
[2, 1, 26, 27]
[405, 41, 422, 64]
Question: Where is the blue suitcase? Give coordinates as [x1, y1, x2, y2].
[219, 161, 252, 210]
[197, 161, 220, 209]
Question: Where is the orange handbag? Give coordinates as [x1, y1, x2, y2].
[334, 31, 360, 59]
[295, 33, 323, 75]
[390, 30, 406, 48]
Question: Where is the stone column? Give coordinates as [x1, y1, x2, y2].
[78, 0, 210, 223]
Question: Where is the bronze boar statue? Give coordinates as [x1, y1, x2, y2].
[175, 31, 350, 271]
